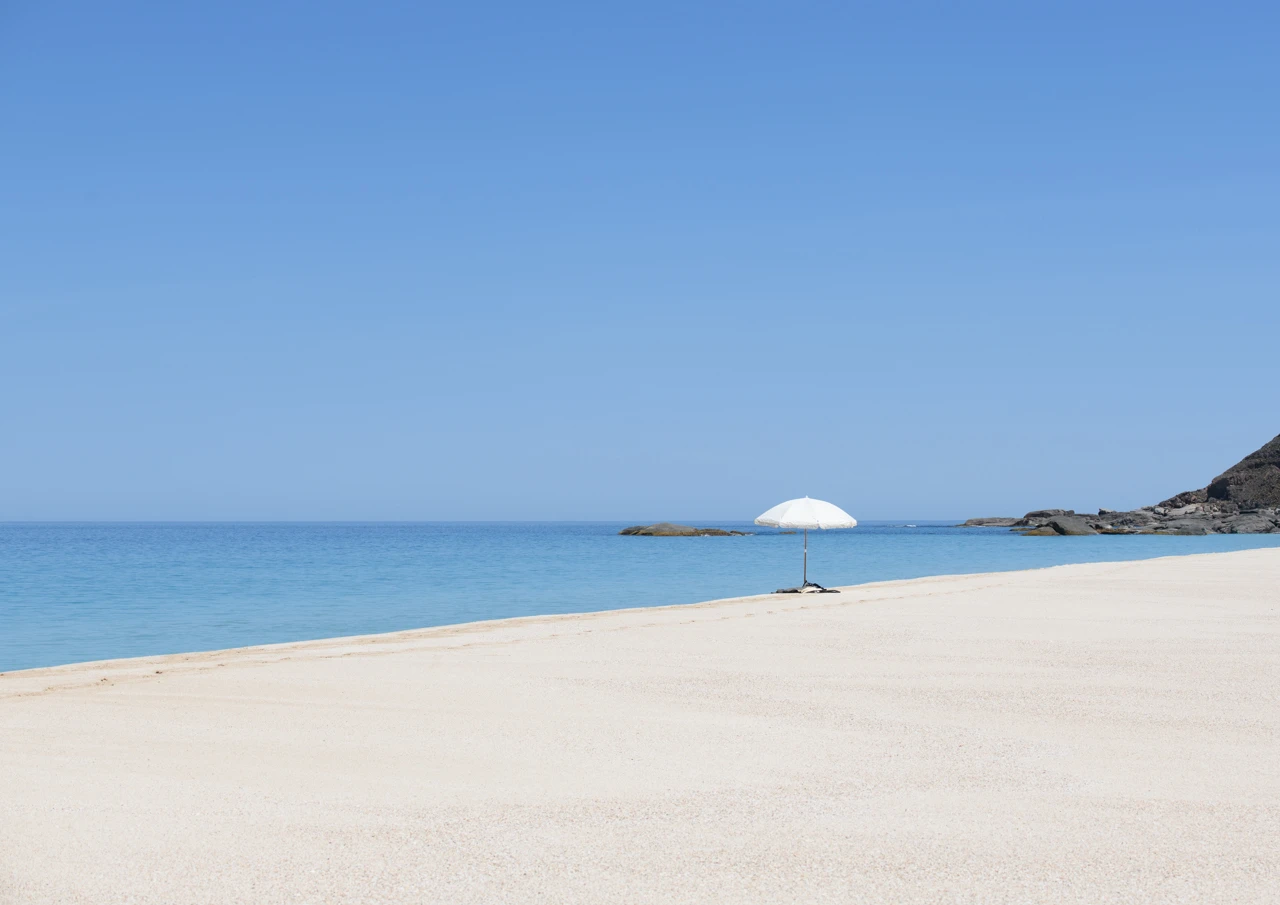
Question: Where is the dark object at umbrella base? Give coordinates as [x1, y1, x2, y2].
[774, 581, 840, 594]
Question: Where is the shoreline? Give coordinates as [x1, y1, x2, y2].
[1, 564, 1010, 694]
[7, 525, 1280, 679]
[0, 545, 1249, 686]
[0, 545, 1269, 696]
[0, 545, 1261, 687]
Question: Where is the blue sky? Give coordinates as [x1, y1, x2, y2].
[2, 1, 1277, 520]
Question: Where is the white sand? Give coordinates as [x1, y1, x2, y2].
[2, 548, 1278, 904]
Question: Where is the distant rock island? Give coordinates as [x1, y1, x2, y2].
[962, 432, 1280, 535]
[619, 523, 751, 537]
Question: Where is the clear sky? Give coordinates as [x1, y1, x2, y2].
[2, 1, 1277, 521]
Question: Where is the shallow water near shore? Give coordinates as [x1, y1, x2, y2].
[3, 521, 1279, 672]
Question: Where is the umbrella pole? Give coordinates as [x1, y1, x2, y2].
[803, 528, 808, 585]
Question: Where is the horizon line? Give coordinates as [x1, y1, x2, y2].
[0, 518, 966, 525]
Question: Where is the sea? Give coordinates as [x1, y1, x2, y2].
[3, 521, 1279, 673]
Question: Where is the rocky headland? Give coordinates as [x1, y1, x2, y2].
[962, 432, 1280, 535]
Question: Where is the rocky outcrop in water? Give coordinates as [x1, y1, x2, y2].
[1013, 505, 1279, 536]
[620, 523, 750, 536]
[961, 433, 1280, 535]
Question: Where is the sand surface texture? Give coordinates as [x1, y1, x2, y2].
[3, 549, 1279, 904]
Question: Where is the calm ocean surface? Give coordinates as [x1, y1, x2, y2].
[3, 521, 1279, 672]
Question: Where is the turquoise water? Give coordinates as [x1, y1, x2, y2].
[2, 521, 1278, 672]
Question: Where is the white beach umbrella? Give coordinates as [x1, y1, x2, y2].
[755, 497, 857, 588]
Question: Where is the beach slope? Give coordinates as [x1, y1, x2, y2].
[2, 549, 1279, 904]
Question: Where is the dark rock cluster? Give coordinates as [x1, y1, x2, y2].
[1010, 507, 1278, 536]
[962, 432, 1280, 535]
[1158, 433, 1280, 511]
[620, 523, 751, 536]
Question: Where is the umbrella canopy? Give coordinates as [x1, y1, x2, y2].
[755, 497, 857, 590]
[755, 497, 857, 530]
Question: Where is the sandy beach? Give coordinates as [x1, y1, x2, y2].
[2, 548, 1278, 904]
